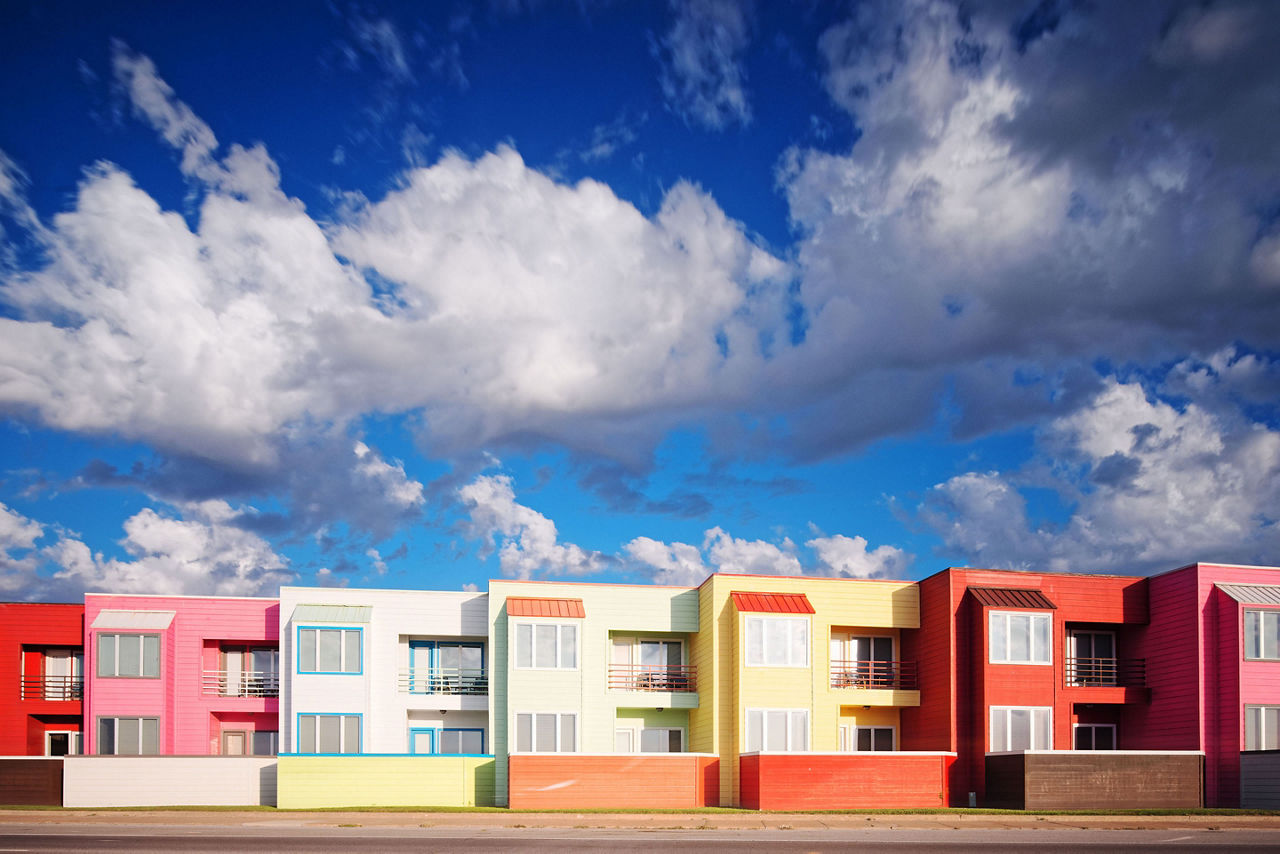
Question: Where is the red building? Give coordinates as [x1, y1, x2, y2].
[0, 603, 85, 755]
[900, 568, 1149, 805]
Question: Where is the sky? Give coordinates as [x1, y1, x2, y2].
[1, 0, 1279, 601]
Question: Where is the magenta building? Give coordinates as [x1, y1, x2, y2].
[83, 594, 280, 756]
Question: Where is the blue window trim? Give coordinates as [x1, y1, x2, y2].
[408, 640, 486, 670]
[295, 711, 363, 754]
[295, 625, 364, 675]
[407, 726, 485, 755]
[408, 727, 434, 755]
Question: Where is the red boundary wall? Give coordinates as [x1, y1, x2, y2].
[740, 753, 955, 810]
[508, 754, 719, 809]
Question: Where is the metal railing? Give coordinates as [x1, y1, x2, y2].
[1064, 657, 1146, 688]
[829, 660, 919, 690]
[19, 675, 83, 700]
[608, 663, 697, 692]
[397, 667, 488, 695]
[201, 670, 280, 697]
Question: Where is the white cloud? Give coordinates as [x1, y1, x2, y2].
[806, 533, 910, 579]
[350, 16, 414, 84]
[623, 536, 708, 586]
[656, 0, 753, 130]
[459, 474, 608, 579]
[0, 501, 44, 594]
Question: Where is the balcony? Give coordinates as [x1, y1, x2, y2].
[829, 660, 919, 691]
[1064, 657, 1146, 688]
[201, 670, 280, 697]
[608, 664, 697, 693]
[397, 667, 488, 696]
[20, 675, 83, 700]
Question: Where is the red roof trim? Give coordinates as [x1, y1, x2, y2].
[967, 586, 1056, 610]
[730, 591, 815, 614]
[506, 597, 586, 618]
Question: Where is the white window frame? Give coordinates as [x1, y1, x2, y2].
[514, 623, 579, 670]
[514, 712, 578, 753]
[989, 706, 1052, 751]
[1244, 610, 1280, 661]
[44, 730, 81, 756]
[296, 627, 362, 674]
[745, 617, 810, 667]
[1246, 705, 1280, 751]
[97, 716, 160, 755]
[1073, 723, 1116, 750]
[297, 713, 361, 754]
[639, 727, 685, 753]
[745, 708, 809, 752]
[97, 633, 161, 678]
[988, 611, 1052, 665]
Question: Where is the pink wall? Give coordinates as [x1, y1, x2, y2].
[84, 594, 279, 756]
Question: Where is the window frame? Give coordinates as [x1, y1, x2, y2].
[97, 716, 160, 755]
[407, 726, 486, 755]
[295, 712, 362, 754]
[1072, 722, 1117, 750]
[96, 633, 161, 679]
[988, 611, 1053, 665]
[1244, 610, 1280, 661]
[853, 725, 896, 752]
[251, 730, 278, 756]
[744, 616, 810, 668]
[513, 622, 579, 670]
[1246, 705, 1280, 751]
[513, 711, 578, 753]
[295, 626, 363, 675]
[744, 708, 809, 752]
[989, 706, 1053, 751]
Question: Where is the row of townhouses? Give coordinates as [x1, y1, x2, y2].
[3, 562, 1280, 810]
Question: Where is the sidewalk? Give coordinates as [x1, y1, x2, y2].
[3, 809, 1279, 831]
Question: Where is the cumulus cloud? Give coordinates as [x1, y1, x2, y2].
[656, 0, 753, 130]
[0, 501, 44, 594]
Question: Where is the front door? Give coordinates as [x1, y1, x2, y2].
[45, 731, 80, 756]
[409, 728, 435, 754]
[222, 730, 247, 755]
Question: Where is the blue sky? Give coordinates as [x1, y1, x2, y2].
[2, 0, 1279, 600]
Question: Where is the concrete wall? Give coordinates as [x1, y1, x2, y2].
[739, 752, 954, 810]
[1241, 750, 1280, 809]
[508, 753, 718, 809]
[985, 751, 1203, 809]
[63, 756, 277, 806]
[276, 755, 495, 808]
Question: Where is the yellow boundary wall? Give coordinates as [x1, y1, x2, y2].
[276, 755, 496, 808]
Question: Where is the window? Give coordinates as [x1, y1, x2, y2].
[98, 717, 159, 755]
[990, 707, 1052, 751]
[1067, 631, 1116, 685]
[989, 612, 1052, 665]
[409, 728, 485, 754]
[1073, 724, 1116, 750]
[297, 627, 361, 674]
[640, 728, 684, 753]
[610, 637, 689, 690]
[745, 708, 808, 752]
[830, 634, 894, 687]
[1245, 611, 1280, 660]
[1246, 706, 1280, 751]
[252, 730, 278, 755]
[855, 726, 895, 751]
[514, 712, 576, 752]
[297, 714, 360, 753]
[219, 646, 280, 695]
[745, 617, 809, 667]
[45, 731, 81, 756]
[97, 634, 160, 678]
[514, 623, 578, 669]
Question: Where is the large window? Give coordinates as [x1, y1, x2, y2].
[97, 633, 160, 678]
[514, 712, 577, 752]
[297, 627, 362, 674]
[1245, 611, 1280, 660]
[98, 717, 159, 755]
[1246, 706, 1280, 751]
[297, 714, 360, 753]
[745, 708, 809, 752]
[514, 623, 578, 669]
[745, 617, 809, 667]
[989, 612, 1052, 665]
[990, 706, 1052, 751]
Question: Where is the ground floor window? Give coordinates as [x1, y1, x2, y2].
[1246, 706, 1280, 751]
[45, 730, 81, 756]
[854, 726, 895, 751]
[98, 717, 159, 755]
[297, 714, 360, 754]
[990, 707, 1052, 751]
[409, 727, 485, 754]
[745, 708, 808, 752]
[515, 712, 576, 752]
[1073, 723, 1115, 750]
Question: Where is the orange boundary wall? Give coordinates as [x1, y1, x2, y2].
[508, 754, 719, 809]
[740, 752, 955, 810]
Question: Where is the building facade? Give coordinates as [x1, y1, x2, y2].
[0, 603, 84, 756]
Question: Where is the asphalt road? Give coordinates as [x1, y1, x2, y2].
[1, 825, 1279, 853]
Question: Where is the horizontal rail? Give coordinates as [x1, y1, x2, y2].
[20, 675, 83, 700]
[201, 670, 280, 697]
[1064, 657, 1146, 688]
[829, 660, 919, 691]
[608, 664, 697, 692]
[397, 667, 488, 695]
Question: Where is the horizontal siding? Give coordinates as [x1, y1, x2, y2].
[63, 756, 276, 806]
[1241, 752, 1280, 809]
[508, 754, 718, 808]
[276, 755, 495, 808]
[0, 604, 84, 756]
[743, 753, 953, 809]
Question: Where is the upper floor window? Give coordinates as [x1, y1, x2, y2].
[745, 708, 809, 752]
[1246, 706, 1280, 750]
[989, 611, 1051, 665]
[97, 633, 160, 678]
[1245, 610, 1280, 660]
[745, 617, 809, 667]
[297, 627, 361, 674]
[514, 623, 578, 669]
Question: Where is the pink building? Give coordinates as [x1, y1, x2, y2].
[1128, 563, 1280, 807]
[83, 594, 279, 756]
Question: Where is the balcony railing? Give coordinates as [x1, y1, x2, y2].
[201, 670, 280, 697]
[20, 675, 83, 700]
[397, 667, 488, 696]
[608, 663, 697, 692]
[1064, 657, 1146, 688]
[830, 660, 919, 691]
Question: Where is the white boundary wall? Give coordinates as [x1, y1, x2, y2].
[63, 756, 277, 806]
